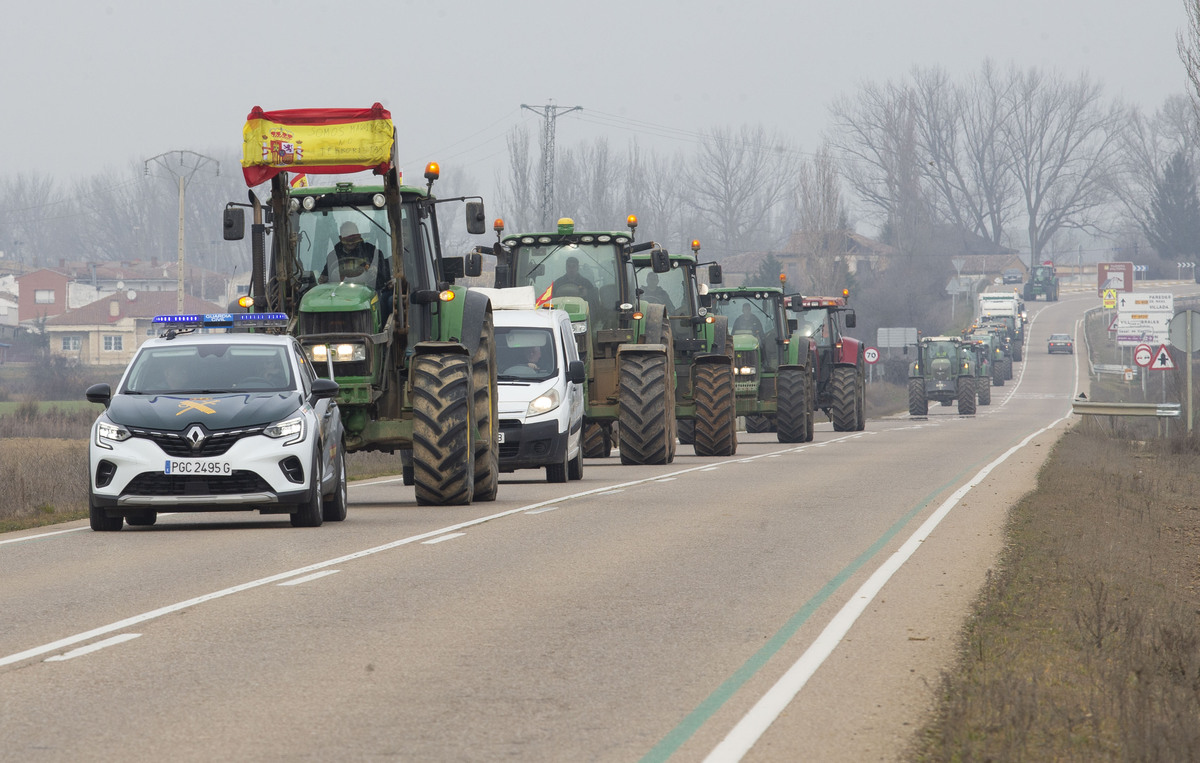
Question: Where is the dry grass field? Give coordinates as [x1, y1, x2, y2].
[910, 423, 1200, 761]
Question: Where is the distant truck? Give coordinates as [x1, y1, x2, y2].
[977, 292, 1024, 362]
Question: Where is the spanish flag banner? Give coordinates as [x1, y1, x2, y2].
[534, 283, 554, 308]
[241, 104, 394, 187]
[289, 173, 309, 189]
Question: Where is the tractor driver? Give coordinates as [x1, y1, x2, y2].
[319, 221, 391, 294]
[640, 271, 676, 316]
[733, 303, 765, 341]
[552, 256, 600, 309]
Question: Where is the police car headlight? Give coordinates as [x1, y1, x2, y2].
[527, 389, 561, 416]
[572, 321, 588, 335]
[264, 416, 306, 445]
[96, 420, 131, 449]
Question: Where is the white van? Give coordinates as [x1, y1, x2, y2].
[482, 288, 586, 482]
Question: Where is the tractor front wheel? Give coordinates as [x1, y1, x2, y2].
[830, 366, 859, 431]
[412, 353, 475, 506]
[692, 363, 737, 456]
[908, 378, 928, 416]
[776, 366, 811, 443]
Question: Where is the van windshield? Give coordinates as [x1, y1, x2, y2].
[496, 327, 557, 382]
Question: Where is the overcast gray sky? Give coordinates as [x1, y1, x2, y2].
[2, 0, 1190, 192]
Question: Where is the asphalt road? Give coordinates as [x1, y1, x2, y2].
[0, 286, 1167, 762]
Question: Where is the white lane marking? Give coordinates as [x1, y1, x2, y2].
[422, 533, 466, 545]
[278, 570, 340, 586]
[1, 434, 861, 668]
[703, 415, 1070, 763]
[595, 489, 625, 496]
[0, 513, 180, 546]
[44, 633, 141, 662]
[699, 467, 720, 472]
[525, 506, 560, 515]
[654, 477, 677, 482]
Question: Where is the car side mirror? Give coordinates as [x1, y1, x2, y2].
[465, 201, 487, 235]
[223, 207, 245, 241]
[86, 382, 112, 407]
[311, 378, 340, 401]
[567, 360, 586, 385]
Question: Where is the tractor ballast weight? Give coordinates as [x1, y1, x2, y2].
[708, 284, 816, 443]
[486, 216, 676, 465]
[222, 104, 500, 506]
[792, 291, 866, 432]
[632, 242, 737, 457]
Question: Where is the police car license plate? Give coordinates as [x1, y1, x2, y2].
[497, 432, 506, 444]
[164, 460, 233, 475]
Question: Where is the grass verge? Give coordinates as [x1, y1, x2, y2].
[910, 424, 1200, 761]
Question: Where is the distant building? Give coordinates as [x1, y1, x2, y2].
[43, 291, 223, 366]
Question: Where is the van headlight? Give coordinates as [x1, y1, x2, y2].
[264, 416, 306, 445]
[527, 388, 561, 416]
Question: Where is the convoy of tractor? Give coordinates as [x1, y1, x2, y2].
[200, 101, 1049, 512]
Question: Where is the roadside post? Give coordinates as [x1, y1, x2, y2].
[1168, 309, 1200, 433]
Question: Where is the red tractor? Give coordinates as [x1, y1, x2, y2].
[790, 291, 866, 431]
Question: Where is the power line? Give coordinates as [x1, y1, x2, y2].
[521, 102, 582, 227]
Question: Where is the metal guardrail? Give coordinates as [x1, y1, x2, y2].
[1071, 400, 1181, 418]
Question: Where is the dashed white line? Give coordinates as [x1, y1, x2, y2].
[44, 633, 141, 662]
[422, 533, 466, 545]
[278, 570, 341, 586]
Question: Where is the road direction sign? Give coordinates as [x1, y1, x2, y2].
[1152, 345, 1177, 370]
[864, 347, 879, 364]
[1134, 344, 1153, 367]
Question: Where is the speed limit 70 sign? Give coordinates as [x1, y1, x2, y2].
[864, 347, 880, 364]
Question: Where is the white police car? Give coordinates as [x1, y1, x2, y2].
[85, 313, 346, 530]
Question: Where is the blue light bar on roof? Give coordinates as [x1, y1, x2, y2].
[153, 313, 289, 329]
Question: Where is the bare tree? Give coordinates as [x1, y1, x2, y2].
[685, 125, 798, 260]
[1000, 68, 1126, 260]
[913, 62, 1019, 247]
[1116, 95, 1199, 239]
[623, 143, 690, 251]
[793, 146, 850, 293]
[492, 125, 539, 231]
[1179, 0, 1200, 116]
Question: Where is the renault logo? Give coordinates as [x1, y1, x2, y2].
[186, 425, 207, 450]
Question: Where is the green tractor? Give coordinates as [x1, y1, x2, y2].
[965, 324, 1011, 385]
[631, 240, 738, 457]
[1023, 264, 1060, 301]
[707, 281, 816, 443]
[907, 336, 978, 416]
[962, 337, 992, 406]
[222, 104, 499, 506]
[486, 215, 677, 465]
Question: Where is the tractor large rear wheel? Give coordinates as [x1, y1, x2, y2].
[412, 353, 475, 506]
[618, 352, 674, 465]
[692, 363, 737, 456]
[471, 315, 499, 502]
[957, 376, 977, 415]
[830, 366, 859, 432]
[908, 378, 928, 416]
[776, 366, 811, 443]
[582, 421, 612, 458]
[854, 366, 866, 431]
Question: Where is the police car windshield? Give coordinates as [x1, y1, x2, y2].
[124, 344, 294, 394]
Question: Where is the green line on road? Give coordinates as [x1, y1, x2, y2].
[640, 466, 977, 762]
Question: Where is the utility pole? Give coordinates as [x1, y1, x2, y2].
[521, 101, 581, 228]
[144, 151, 220, 312]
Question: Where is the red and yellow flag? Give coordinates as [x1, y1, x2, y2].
[534, 283, 553, 308]
[289, 173, 309, 188]
[241, 104, 395, 187]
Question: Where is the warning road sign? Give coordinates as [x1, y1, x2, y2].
[1152, 344, 1176, 370]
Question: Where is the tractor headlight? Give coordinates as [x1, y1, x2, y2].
[572, 321, 588, 335]
[308, 344, 366, 362]
[527, 388, 561, 416]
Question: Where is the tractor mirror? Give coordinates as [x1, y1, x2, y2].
[465, 201, 487, 235]
[223, 207, 245, 241]
[650, 248, 671, 273]
[442, 257, 465, 282]
[464, 251, 482, 278]
[698, 293, 711, 308]
[788, 318, 798, 332]
[708, 263, 723, 284]
[844, 310, 857, 329]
